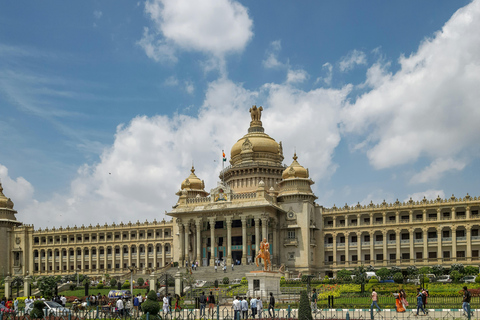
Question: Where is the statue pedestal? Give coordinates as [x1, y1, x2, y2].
[246, 271, 282, 299]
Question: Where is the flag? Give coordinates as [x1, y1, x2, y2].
[222, 150, 226, 162]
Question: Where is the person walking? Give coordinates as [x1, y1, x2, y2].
[208, 291, 216, 319]
[162, 295, 170, 314]
[116, 297, 124, 316]
[268, 292, 275, 318]
[233, 296, 241, 320]
[311, 288, 318, 313]
[199, 291, 207, 318]
[370, 288, 381, 312]
[174, 294, 182, 313]
[215, 265, 217, 272]
[250, 296, 257, 319]
[415, 288, 426, 316]
[232, 264, 234, 271]
[463, 286, 472, 317]
[241, 297, 248, 319]
[256, 297, 263, 318]
[168, 293, 173, 313]
[421, 288, 428, 315]
[134, 294, 139, 313]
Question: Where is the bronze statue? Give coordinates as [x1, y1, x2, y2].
[249, 105, 263, 122]
[255, 237, 272, 271]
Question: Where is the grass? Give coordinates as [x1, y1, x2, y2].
[61, 288, 149, 298]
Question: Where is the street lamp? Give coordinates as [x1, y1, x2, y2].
[128, 266, 136, 306]
[77, 268, 80, 287]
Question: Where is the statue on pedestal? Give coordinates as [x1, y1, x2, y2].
[255, 238, 272, 271]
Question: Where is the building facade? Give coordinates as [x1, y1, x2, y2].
[1, 106, 480, 279]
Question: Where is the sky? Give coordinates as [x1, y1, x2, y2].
[1, 0, 480, 229]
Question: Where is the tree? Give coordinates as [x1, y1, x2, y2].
[393, 272, 403, 284]
[450, 270, 462, 283]
[431, 265, 445, 277]
[137, 277, 145, 286]
[406, 266, 418, 275]
[450, 264, 465, 274]
[110, 278, 117, 287]
[336, 269, 352, 282]
[37, 276, 60, 298]
[141, 290, 161, 320]
[465, 266, 478, 275]
[12, 276, 24, 297]
[376, 268, 390, 280]
[419, 266, 431, 275]
[366, 265, 376, 272]
[353, 265, 368, 293]
[390, 266, 401, 274]
[298, 291, 312, 320]
[30, 300, 45, 318]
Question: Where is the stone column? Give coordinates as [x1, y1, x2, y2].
[382, 212, 386, 224]
[409, 229, 414, 264]
[332, 234, 337, 267]
[261, 217, 268, 241]
[451, 207, 456, 220]
[345, 233, 349, 265]
[226, 217, 232, 265]
[467, 225, 472, 262]
[423, 228, 428, 261]
[369, 231, 374, 265]
[396, 230, 401, 263]
[272, 224, 278, 265]
[136, 245, 140, 269]
[255, 218, 260, 255]
[423, 209, 427, 222]
[395, 211, 399, 224]
[178, 223, 184, 264]
[196, 220, 202, 264]
[162, 244, 166, 267]
[74, 249, 77, 272]
[66, 250, 70, 272]
[128, 245, 132, 268]
[356, 231, 361, 264]
[466, 206, 471, 219]
[174, 271, 183, 297]
[153, 245, 157, 270]
[437, 227, 442, 261]
[24, 275, 32, 297]
[409, 210, 413, 223]
[149, 271, 156, 292]
[209, 218, 216, 265]
[452, 227, 457, 261]
[382, 230, 387, 266]
[437, 208, 441, 221]
[185, 223, 190, 264]
[4, 276, 12, 299]
[369, 213, 373, 226]
[241, 218, 247, 265]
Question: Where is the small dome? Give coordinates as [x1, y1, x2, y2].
[0, 183, 14, 209]
[282, 153, 309, 179]
[181, 166, 205, 190]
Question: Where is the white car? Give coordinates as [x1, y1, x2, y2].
[462, 275, 476, 283]
[25, 301, 71, 316]
[436, 275, 452, 283]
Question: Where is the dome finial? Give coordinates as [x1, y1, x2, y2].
[293, 152, 298, 161]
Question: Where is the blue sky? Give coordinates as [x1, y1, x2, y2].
[1, 0, 479, 228]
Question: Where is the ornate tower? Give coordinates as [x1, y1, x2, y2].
[0, 182, 22, 276]
[222, 106, 285, 192]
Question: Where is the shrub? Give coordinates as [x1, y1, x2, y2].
[376, 268, 390, 279]
[450, 270, 462, 283]
[122, 280, 130, 289]
[368, 277, 379, 284]
[240, 277, 247, 285]
[475, 275, 480, 283]
[30, 300, 45, 318]
[137, 278, 144, 286]
[69, 284, 77, 291]
[280, 276, 286, 285]
[96, 283, 104, 289]
[393, 272, 403, 284]
[298, 291, 312, 320]
[141, 290, 161, 320]
[110, 278, 117, 287]
[323, 276, 330, 284]
[423, 277, 430, 284]
[222, 277, 229, 284]
[214, 280, 219, 288]
[465, 266, 478, 275]
[450, 263, 465, 274]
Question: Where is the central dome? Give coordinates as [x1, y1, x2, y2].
[229, 105, 283, 166]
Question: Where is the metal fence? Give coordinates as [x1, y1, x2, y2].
[2, 306, 480, 320]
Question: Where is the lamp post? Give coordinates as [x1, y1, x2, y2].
[77, 268, 80, 287]
[128, 266, 136, 306]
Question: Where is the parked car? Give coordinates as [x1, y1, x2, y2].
[407, 276, 421, 285]
[436, 275, 452, 283]
[231, 278, 242, 284]
[25, 301, 70, 316]
[461, 275, 476, 283]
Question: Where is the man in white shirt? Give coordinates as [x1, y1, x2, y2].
[116, 298, 124, 316]
[162, 295, 169, 313]
[232, 296, 241, 320]
[241, 297, 248, 319]
[60, 296, 67, 307]
[250, 297, 257, 319]
[256, 297, 263, 318]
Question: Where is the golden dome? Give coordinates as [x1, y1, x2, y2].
[181, 166, 205, 190]
[231, 132, 280, 158]
[0, 183, 14, 209]
[282, 153, 309, 179]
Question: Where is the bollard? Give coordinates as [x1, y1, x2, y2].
[1, 311, 3, 320]
[370, 307, 374, 320]
[147, 312, 150, 320]
[346, 311, 350, 320]
[467, 303, 471, 320]
[68, 311, 72, 320]
[96, 306, 99, 319]
[217, 304, 220, 320]
[287, 305, 291, 319]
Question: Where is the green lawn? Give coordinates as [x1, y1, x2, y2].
[60, 288, 149, 298]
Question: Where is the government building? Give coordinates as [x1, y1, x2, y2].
[1, 107, 480, 280]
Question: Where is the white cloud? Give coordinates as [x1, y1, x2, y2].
[263, 40, 284, 69]
[9, 77, 350, 228]
[93, 10, 103, 19]
[137, 27, 178, 63]
[342, 0, 480, 173]
[286, 69, 308, 84]
[360, 189, 395, 206]
[339, 49, 367, 72]
[138, 0, 253, 70]
[164, 76, 178, 86]
[405, 189, 445, 202]
[0, 164, 34, 213]
[410, 158, 466, 184]
[316, 62, 333, 86]
[184, 80, 195, 94]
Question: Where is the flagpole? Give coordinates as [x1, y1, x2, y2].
[222, 149, 225, 185]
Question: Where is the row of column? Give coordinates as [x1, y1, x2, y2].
[38, 244, 170, 273]
[331, 207, 472, 227]
[330, 225, 473, 265]
[178, 216, 274, 266]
